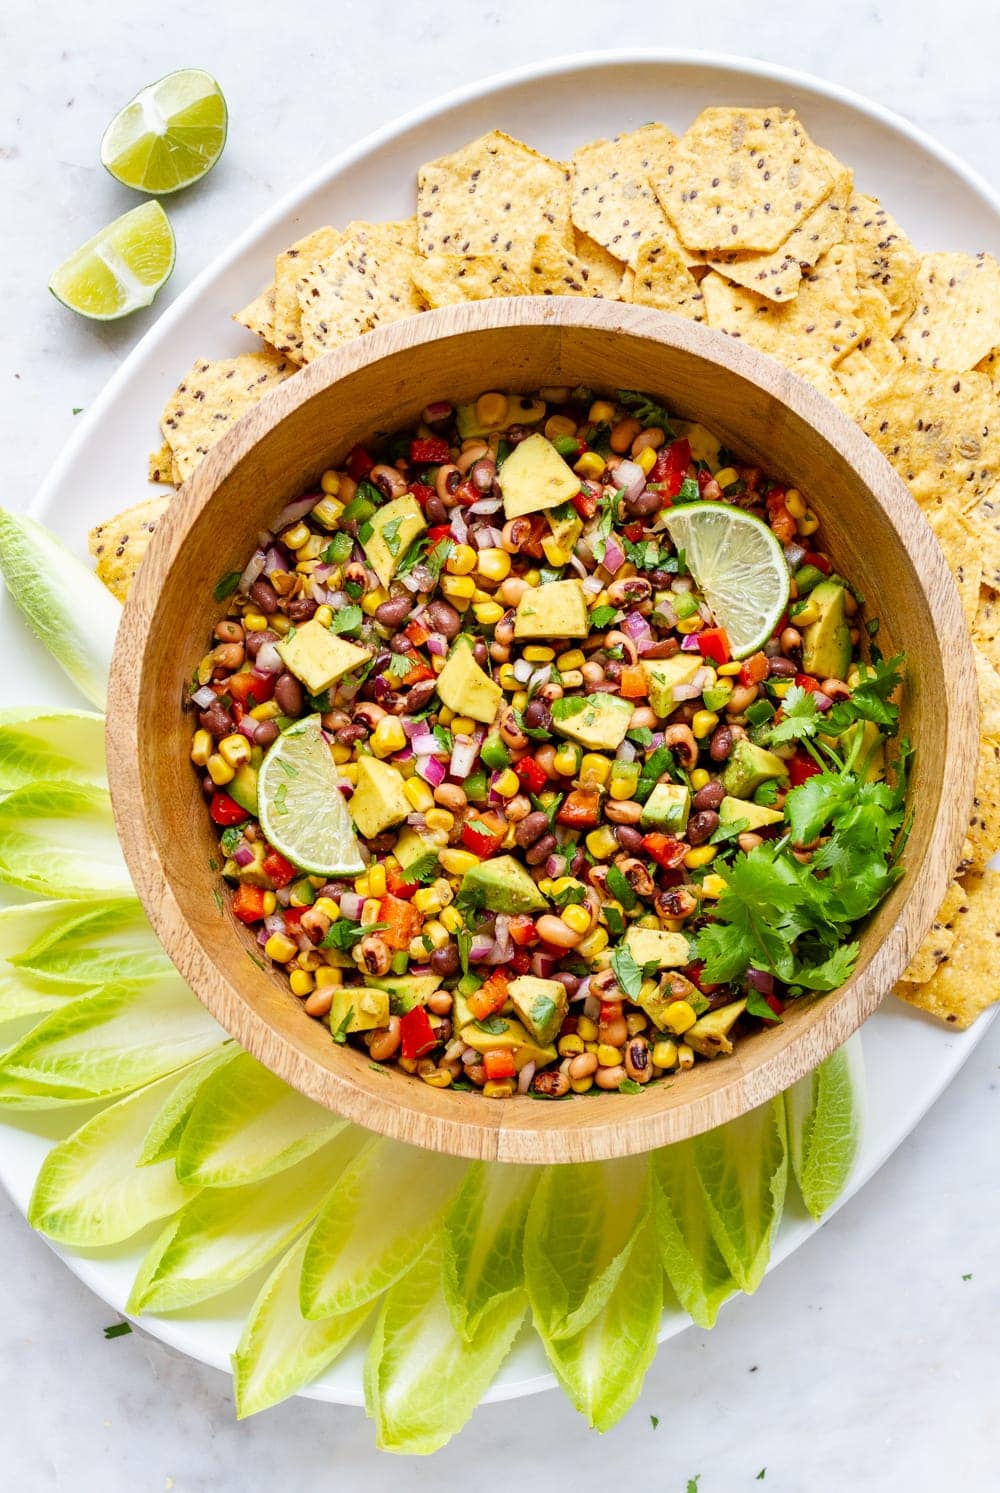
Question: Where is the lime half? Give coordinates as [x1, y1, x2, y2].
[49, 201, 175, 321]
[258, 715, 365, 877]
[100, 69, 228, 194]
[660, 502, 790, 658]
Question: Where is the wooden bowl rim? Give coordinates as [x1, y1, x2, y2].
[107, 297, 977, 1164]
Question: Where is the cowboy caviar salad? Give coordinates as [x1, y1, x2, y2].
[189, 388, 908, 1099]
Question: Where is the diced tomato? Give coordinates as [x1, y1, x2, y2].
[408, 481, 436, 508]
[794, 673, 823, 693]
[228, 671, 275, 707]
[508, 915, 538, 946]
[803, 551, 832, 575]
[232, 884, 267, 923]
[426, 523, 452, 543]
[461, 817, 505, 859]
[514, 756, 548, 794]
[650, 437, 691, 498]
[572, 487, 599, 520]
[283, 906, 305, 932]
[378, 894, 422, 951]
[600, 999, 623, 1022]
[262, 849, 296, 888]
[210, 793, 250, 827]
[346, 444, 374, 481]
[399, 1005, 438, 1061]
[556, 790, 600, 829]
[454, 479, 479, 507]
[509, 950, 532, 974]
[385, 862, 419, 899]
[410, 437, 451, 465]
[467, 971, 509, 1022]
[623, 521, 645, 542]
[619, 666, 648, 699]
[683, 960, 724, 996]
[405, 619, 430, 647]
[765, 488, 796, 544]
[739, 652, 770, 687]
[641, 832, 688, 870]
[483, 1049, 516, 1081]
[696, 628, 731, 666]
[788, 751, 822, 787]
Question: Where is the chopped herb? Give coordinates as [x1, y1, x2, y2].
[358, 520, 374, 545]
[381, 516, 404, 556]
[212, 571, 242, 602]
[962, 1272, 973, 1281]
[746, 988, 782, 1022]
[457, 927, 473, 978]
[387, 652, 412, 680]
[332, 1006, 355, 1044]
[627, 726, 654, 748]
[687, 1478, 701, 1493]
[330, 603, 363, 635]
[754, 779, 781, 807]
[369, 1062, 389, 1074]
[617, 389, 675, 436]
[589, 604, 619, 630]
[867, 616, 881, 637]
[710, 815, 749, 845]
[208, 856, 218, 872]
[212, 889, 223, 913]
[650, 1415, 660, 1431]
[72, 406, 84, 415]
[246, 951, 266, 970]
[756, 1471, 767, 1482]
[553, 883, 586, 908]
[308, 690, 332, 712]
[220, 825, 242, 855]
[609, 943, 643, 1000]
[677, 475, 700, 502]
[431, 723, 453, 754]
[623, 537, 661, 571]
[474, 1017, 508, 1036]
[273, 783, 288, 816]
[606, 864, 638, 910]
[404, 852, 439, 885]
[605, 903, 625, 939]
[618, 1077, 644, 1094]
[103, 1321, 132, 1339]
[322, 919, 387, 952]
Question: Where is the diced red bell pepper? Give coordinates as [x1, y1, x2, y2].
[641, 832, 688, 870]
[232, 884, 267, 923]
[385, 861, 419, 899]
[228, 671, 275, 707]
[514, 756, 548, 794]
[803, 551, 832, 575]
[461, 819, 505, 859]
[378, 895, 422, 951]
[483, 1049, 516, 1081]
[262, 849, 296, 888]
[556, 790, 600, 829]
[393, 654, 435, 688]
[426, 523, 452, 543]
[794, 673, 823, 693]
[210, 792, 250, 827]
[788, 751, 822, 787]
[683, 960, 724, 995]
[650, 437, 691, 498]
[400, 1004, 438, 1061]
[623, 521, 645, 542]
[765, 488, 796, 545]
[509, 950, 532, 974]
[467, 971, 509, 1022]
[739, 652, 770, 687]
[408, 481, 436, 508]
[283, 906, 305, 932]
[410, 437, 452, 465]
[507, 915, 538, 947]
[600, 999, 623, 1022]
[759, 992, 785, 1019]
[346, 443, 374, 481]
[572, 487, 599, 519]
[454, 479, 479, 507]
[696, 628, 731, 666]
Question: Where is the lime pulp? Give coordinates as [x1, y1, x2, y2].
[257, 715, 365, 878]
[100, 68, 227, 194]
[48, 201, 175, 321]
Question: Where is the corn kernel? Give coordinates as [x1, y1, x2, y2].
[243, 610, 268, 632]
[476, 391, 508, 428]
[558, 1034, 585, 1056]
[314, 604, 334, 629]
[296, 534, 326, 561]
[371, 717, 407, 758]
[544, 414, 577, 440]
[361, 898, 383, 927]
[570, 1075, 594, 1093]
[339, 763, 358, 785]
[190, 729, 213, 767]
[477, 548, 511, 583]
[330, 742, 352, 765]
[524, 568, 541, 587]
[289, 969, 315, 997]
[597, 1044, 622, 1067]
[635, 445, 657, 476]
[700, 873, 728, 899]
[717, 661, 741, 676]
[439, 848, 479, 877]
[677, 1043, 695, 1070]
[483, 1079, 516, 1099]
[580, 753, 611, 788]
[692, 709, 719, 740]
[474, 601, 505, 626]
[367, 863, 387, 899]
[511, 690, 529, 715]
[626, 1012, 648, 1038]
[320, 469, 342, 496]
[550, 876, 581, 897]
[450, 716, 475, 736]
[471, 587, 494, 605]
[577, 927, 609, 960]
[574, 451, 606, 480]
[588, 399, 617, 424]
[560, 669, 584, 689]
[553, 746, 579, 776]
[676, 615, 702, 635]
[441, 574, 476, 602]
[218, 733, 251, 769]
[403, 777, 434, 814]
[314, 965, 343, 987]
[523, 645, 555, 663]
[664, 999, 697, 1035]
[556, 648, 585, 671]
[492, 768, 519, 798]
[422, 920, 449, 949]
[250, 700, 281, 720]
[713, 466, 739, 490]
[540, 539, 572, 567]
[585, 1041, 600, 1054]
[421, 1067, 453, 1088]
[314, 897, 339, 922]
[282, 522, 310, 550]
[576, 1016, 599, 1042]
[413, 886, 444, 916]
[206, 753, 234, 786]
[609, 775, 636, 801]
[652, 1039, 678, 1069]
[690, 768, 710, 790]
[446, 543, 477, 576]
[538, 386, 571, 403]
[562, 903, 592, 935]
[361, 587, 387, 616]
[798, 509, 820, 536]
[265, 932, 297, 963]
[426, 808, 454, 834]
[684, 845, 717, 870]
[439, 905, 463, 933]
[784, 487, 806, 519]
[311, 496, 344, 529]
[354, 875, 370, 897]
[497, 664, 519, 692]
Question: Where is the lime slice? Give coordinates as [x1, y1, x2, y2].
[258, 715, 365, 878]
[659, 502, 790, 659]
[100, 69, 228, 194]
[48, 202, 175, 321]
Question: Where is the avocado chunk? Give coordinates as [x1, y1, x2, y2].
[509, 975, 567, 1046]
[640, 782, 691, 833]
[685, 999, 747, 1058]
[228, 763, 259, 816]
[551, 692, 633, 752]
[801, 579, 851, 681]
[276, 619, 372, 696]
[642, 654, 703, 718]
[624, 926, 691, 970]
[459, 854, 547, 914]
[224, 838, 269, 887]
[514, 578, 589, 639]
[722, 739, 789, 800]
[456, 394, 545, 440]
[361, 494, 426, 589]
[635, 970, 703, 1029]
[367, 973, 442, 1015]
[348, 755, 409, 838]
[719, 795, 784, 829]
[392, 826, 440, 881]
[499, 433, 580, 520]
[328, 985, 390, 1035]
[436, 636, 502, 725]
[459, 1015, 556, 1072]
[541, 510, 583, 566]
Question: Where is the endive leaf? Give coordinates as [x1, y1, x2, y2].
[442, 1161, 537, 1340]
[137, 1045, 239, 1166]
[651, 1140, 738, 1330]
[233, 1233, 372, 1418]
[128, 1130, 361, 1314]
[0, 782, 131, 898]
[524, 1153, 651, 1341]
[27, 1070, 201, 1245]
[0, 709, 106, 792]
[175, 1050, 345, 1187]
[364, 1238, 526, 1455]
[693, 1096, 788, 1294]
[537, 1213, 662, 1433]
[9, 899, 169, 985]
[0, 961, 102, 1024]
[301, 1137, 468, 1320]
[0, 973, 227, 1106]
[786, 1034, 865, 1220]
[0, 508, 121, 709]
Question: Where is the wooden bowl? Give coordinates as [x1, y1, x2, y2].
[107, 298, 978, 1165]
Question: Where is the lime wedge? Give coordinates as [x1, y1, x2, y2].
[100, 69, 228, 194]
[659, 502, 790, 659]
[258, 715, 365, 877]
[48, 202, 175, 321]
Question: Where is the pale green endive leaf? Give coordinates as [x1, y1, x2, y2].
[693, 1096, 788, 1294]
[0, 708, 106, 793]
[442, 1161, 537, 1341]
[136, 1045, 239, 1166]
[651, 1139, 738, 1329]
[0, 782, 132, 898]
[786, 1034, 865, 1220]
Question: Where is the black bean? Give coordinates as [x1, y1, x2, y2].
[274, 672, 303, 715]
[768, 656, 797, 677]
[640, 639, 679, 660]
[523, 699, 551, 730]
[429, 944, 460, 977]
[693, 779, 725, 812]
[404, 679, 436, 713]
[249, 578, 279, 614]
[375, 595, 412, 629]
[615, 825, 644, 854]
[424, 494, 447, 525]
[625, 488, 661, 517]
[336, 723, 368, 746]
[425, 600, 461, 638]
[254, 721, 279, 746]
[686, 810, 720, 846]
[245, 628, 279, 659]
[198, 702, 233, 739]
[525, 833, 556, 866]
[472, 640, 488, 667]
[515, 811, 549, 846]
[287, 596, 317, 622]
[709, 723, 734, 762]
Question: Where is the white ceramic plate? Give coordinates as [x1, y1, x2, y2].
[2, 50, 997, 1407]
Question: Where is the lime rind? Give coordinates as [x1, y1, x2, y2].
[660, 501, 790, 659]
[258, 715, 365, 878]
[100, 68, 228, 195]
[48, 201, 175, 321]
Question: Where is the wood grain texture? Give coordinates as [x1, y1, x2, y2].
[105, 298, 979, 1165]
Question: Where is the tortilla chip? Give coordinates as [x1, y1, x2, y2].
[701, 243, 864, 367]
[628, 238, 706, 320]
[925, 507, 982, 626]
[789, 356, 852, 407]
[417, 131, 572, 265]
[975, 646, 1000, 740]
[654, 107, 835, 255]
[895, 252, 1000, 372]
[233, 285, 276, 345]
[900, 878, 967, 983]
[410, 253, 529, 309]
[963, 486, 1000, 591]
[896, 870, 1000, 1027]
[272, 227, 341, 359]
[973, 590, 1000, 675]
[844, 193, 920, 332]
[160, 350, 295, 482]
[619, 267, 635, 300]
[88, 495, 171, 602]
[966, 735, 1000, 873]
[975, 347, 1000, 395]
[147, 443, 179, 487]
[572, 229, 627, 298]
[703, 157, 852, 303]
[296, 220, 425, 362]
[834, 334, 903, 415]
[858, 366, 1000, 513]
[528, 235, 597, 296]
[570, 124, 696, 271]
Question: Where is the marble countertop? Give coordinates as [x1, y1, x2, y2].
[2, 1, 999, 1487]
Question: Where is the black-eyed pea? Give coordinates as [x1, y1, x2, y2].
[568, 1051, 598, 1080]
[594, 1063, 627, 1090]
[624, 1037, 652, 1084]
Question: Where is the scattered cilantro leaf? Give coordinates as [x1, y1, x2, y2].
[618, 1077, 644, 1094]
[606, 864, 638, 910]
[650, 1415, 660, 1431]
[589, 604, 619, 630]
[765, 686, 820, 745]
[212, 571, 242, 602]
[329, 604, 363, 636]
[381, 516, 404, 556]
[746, 988, 782, 1023]
[387, 652, 412, 680]
[322, 919, 387, 952]
[610, 944, 643, 1000]
[332, 1006, 355, 1044]
[103, 1321, 132, 1339]
[617, 389, 675, 436]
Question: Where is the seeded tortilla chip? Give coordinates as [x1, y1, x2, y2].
[975, 646, 1000, 740]
[925, 507, 982, 627]
[966, 735, 1000, 872]
[788, 356, 852, 407]
[88, 495, 171, 602]
[702, 243, 864, 367]
[834, 333, 903, 415]
[147, 442, 179, 487]
[963, 486, 1000, 591]
[654, 107, 835, 255]
[271, 227, 342, 359]
[858, 366, 1000, 514]
[528, 234, 597, 296]
[161, 350, 295, 482]
[570, 124, 698, 271]
[233, 284, 277, 345]
[901, 878, 967, 983]
[572, 229, 627, 298]
[296, 220, 425, 362]
[628, 238, 706, 321]
[896, 252, 1000, 372]
[703, 157, 852, 303]
[844, 193, 919, 332]
[411, 253, 529, 309]
[896, 870, 1000, 1027]
[973, 590, 1000, 673]
[417, 131, 572, 266]
[975, 347, 1000, 395]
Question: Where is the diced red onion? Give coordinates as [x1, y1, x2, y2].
[467, 497, 502, 516]
[492, 915, 512, 964]
[672, 682, 703, 701]
[394, 744, 413, 763]
[698, 602, 715, 624]
[649, 732, 664, 749]
[784, 542, 807, 570]
[615, 740, 637, 763]
[680, 634, 702, 652]
[470, 933, 495, 962]
[191, 685, 217, 709]
[583, 992, 601, 1021]
[474, 525, 503, 549]
[238, 716, 258, 743]
[517, 1061, 536, 1094]
[545, 854, 565, 879]
[621, 610, 653, 642]
[409, 729, 439, 755]
[692, 666, 715, 691]
[339, 893, 363, 921]
[275, 887, 292, 908]
[416, 755, 447, 788]
[256, 641, 283, 674]
[405, 812, 427, 827]
[274, 494, 319, 530]
[426, 633, 448, 658]
[637, 637, 666, 657]
[450, 735, 479, 779]
[814, 691, 834, 712]
[232, 844, 254, 867]
[583, 575, 603, 595]
[398, 571, 423, 593]
[602, 537, 625, 574]
[528, 665, 552, 692]
[616, 460, 646, 502]
[567, 554, 588, 580]
[531, 951, 560, 979]
[422, 401, 453, 423]
[512, 658, 533, 684]
[747, 967, 775, 997]
[450, 509, 469, 545]
[672, 575, 694, 593]
[239, 548, 266, 593]
[263, 913, 286, 936]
